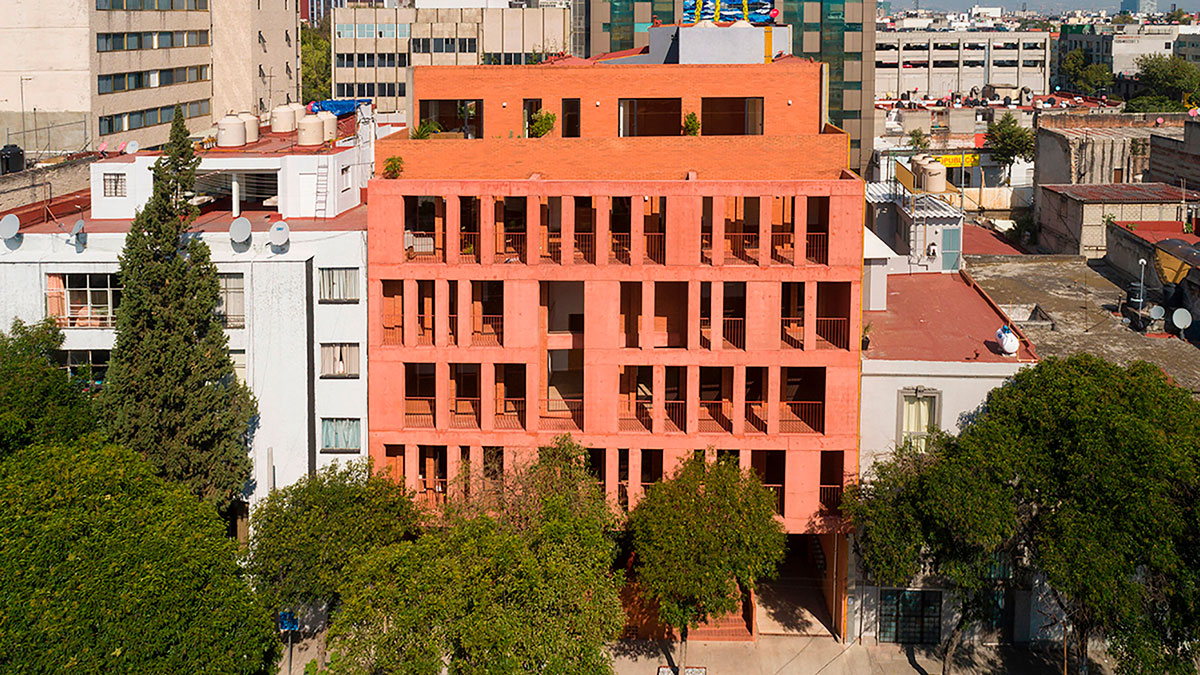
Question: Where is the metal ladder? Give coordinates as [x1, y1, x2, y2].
[314, 156, 330, 220]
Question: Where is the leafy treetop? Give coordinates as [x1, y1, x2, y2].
[0, 318, 95, 455]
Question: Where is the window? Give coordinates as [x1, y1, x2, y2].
[229, 349, 246, 383]
[458, 37, 476, 53]
[377, 52, 396, 67]
[356, 24, 375, 39]
[336, 52, 352, 68]
[899, 388, 939, 450]
[103, 173, 127, 198]
[357, 52, 374, 68]
[411, 38, 431, 53]
[879, 590, 941, 644]
[396, 24, 410, 38]
[46, 273, 122, 328]
[51, 349, 110, 385]
[216, 273, 245, 328]
[340, 165, 352, 191]
[562, 98, 580, 137]
[336, 24, 354, 39]
[321, 418, 361, 452]
[378, 23, 395, 38]
[319, 267, 359, 303]
[320, 343, 360, 377]
[377, 82, 396, 97]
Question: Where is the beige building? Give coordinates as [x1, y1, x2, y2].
[0, 0, 299, 157]
[875, 31, 1052, 99]
[331, 6, 573, 117]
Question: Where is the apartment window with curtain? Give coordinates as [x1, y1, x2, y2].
[320, 343, 360, 378]
[216, 273, 245, 328]
[103, 173, 127, 197]
[898, 388, 939, 450]
[45, 273, 122, 328]
[319, 267, 359, 303]
[321, 418, 361, 453]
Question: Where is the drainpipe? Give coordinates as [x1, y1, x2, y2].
[232, 172, 241, 218]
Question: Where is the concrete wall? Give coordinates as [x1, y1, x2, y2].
[1148, 120, 1200, 188]
[212, 0, 301, 115]
[1105, 224, 1200, 340]
[1036, 188, 1192, 257]
[0, 157, 96, 212]
[874, 31, 1052, 98]
[0, 228, 369, 505]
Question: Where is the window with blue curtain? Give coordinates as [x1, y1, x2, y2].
[321, 418, 361, 452]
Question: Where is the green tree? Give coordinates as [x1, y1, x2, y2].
[683, 111, 701, 136]
[301, 17, 331, 103]
[1074, 64, 1115, 95]
[1135, 54, 1200, 103]
[0, 437, 279, 674]
[0, 318, 95, 454]
[907, 127, 931, 150]
[1113, 11, 1137, 24]
[846, 355, 1200, 675]
[1165, 8, 1193, 24]
[984, 112, 1035, 184]
[381, 155, 404, 179]
[409, 119, 442, 140]
[629, 455, 786, 672]
[99, 106, 257, 514]
[1124, 95, 1191, 112]
[527, 108, 556, 138]
[326, 436, 625, 675]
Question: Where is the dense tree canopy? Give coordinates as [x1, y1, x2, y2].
[1061, 48, 1115, 96]
[984, 112, 1035, 184]
[0, 318, 94, 454]
[1135, 54, 1200, 103]
[326, 437, 625, 674]
[100, 106, 257, 513]
[846, 355, 1200, 675]
[301, 18, 331, 104]
[0, 437, 279, 674]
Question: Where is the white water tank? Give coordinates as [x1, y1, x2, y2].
[317, 111, 337, 141]
[216, 114, 247, 147]
[271, 105, 297, 133]
[996, 325, 1019, 355]
[910, 156, 930, 189]
[297, 115, 324, 146]
[239, 112, 260, 143]
[289, 102, 307, 118]
[924, 161, 947, 193]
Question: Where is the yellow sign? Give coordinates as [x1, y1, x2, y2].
[894, 160, 916, 192]
[933, 154, 980, 168]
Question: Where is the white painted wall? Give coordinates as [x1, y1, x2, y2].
[0, 228, 369, 506]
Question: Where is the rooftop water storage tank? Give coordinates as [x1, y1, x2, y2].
[910, 155, 931, 190]
[288, 102, 307, 118]
[271, 105, 297, 133]
[317, 110, 337, 141]
[924, 160, 947, 193]
[297, 115, 324, 146]
[239, 112, 260, 143]
[217, 114, 247, 147]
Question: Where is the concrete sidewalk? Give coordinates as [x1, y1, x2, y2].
[611, 636, 1115, 675]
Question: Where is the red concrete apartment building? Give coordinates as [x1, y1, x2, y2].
[368, 55, 864, 636]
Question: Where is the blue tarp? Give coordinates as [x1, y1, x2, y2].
[308, 99, 372, 116]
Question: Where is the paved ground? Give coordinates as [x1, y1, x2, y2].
[967, 254, 1200, 396]
[611, 636, 1115, 675]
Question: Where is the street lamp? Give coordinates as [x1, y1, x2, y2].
[19, 76, 32, 149]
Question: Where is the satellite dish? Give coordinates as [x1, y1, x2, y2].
[230, 217, 252, 244]
[268, 221, 290, 247]
[125, 140, 140, 154]
[97, 141, 108, 152]
[70, 219, 85, 236]
[1173, 307, 1193, 330]
[0, 214, 19, 239]
[1150, 305, 1166, 320]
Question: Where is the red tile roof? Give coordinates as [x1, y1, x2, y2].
[1040, 183, 1200, 203]
[864, 271, 1037, 363]
[1114, 220, 1200, 245]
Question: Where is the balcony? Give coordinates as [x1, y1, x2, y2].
[540, 398, 583, 431]
[495, 397, 526, 430]
[405, 397, 436, 428]
[450, 397, 480, 428]
[764, 484, 784, 515]
[699, 316, 712, 349]
[806, 232, 829, 265]
[619, 398, 652, 432]
[406, 231, 441, 261]
[723, 317, 745, 350]
[542, 230, 562, 264]
[664, 400, 686, 433]
[460, 232, 480, 263]
[816, 317, 849, 350]
[781, 317, 804, 349]
[497, 231, 526, 263]
[448, 315, 458, 344]
[47, 297, 117, 329]
[820, 484, 844, 512]
[473, 314, 503, 346]
[745, 400, 767, 433]
[725, 232, 759, 265]
[574, 231, 595, 264]
[611, 233, 631, 264]
[416, 314, 434, 345]
[698, 400, 733, 433]
[418, 478, 448, 506]
[644, 232, 665, 264]
[780, 401, 824, 434]
[382, 324, 403, 346]
[771, 232, 794, 264]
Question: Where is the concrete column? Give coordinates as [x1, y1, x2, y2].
[470, 445, 483, 483]
[457, 278, 472, 347]
[403, 444, 419, 492]
[758, 195, 772, 267]
[445, 195, 460, 264]
[629, 447, 643, 509]
[711, 195, 725, 266]
[481, 195, 496, 264]
[805, 281, 818, 351]
[435, 361, 451, 430]
[561, 195, 575, 264]
[605, 447, 619, 506]
[596, 195, 610, 267]
[651, 365, 665, 434]
[641, 280, 655, 349]
[525, 356, 540, 433]
[434, 279, 450, 347]
[685, 365, 700, 435]
[403, 278, 419, 347]
[711, 281, 724, 351]
[794, 192, 808, 267]
[526, 195, 540, 266]
[447, 443, 461, 495]
[687, 280, 700, 352]
[733, 365, 747, 437]
[767, 364, 781, 435]
[481, 361, 496, 431]
[630, 194, 645, 266]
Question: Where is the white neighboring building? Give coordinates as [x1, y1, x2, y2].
[848, 230, 1057, 647]
[0, 109, 392, 507]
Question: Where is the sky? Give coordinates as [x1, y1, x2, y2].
[884, 0, 1200, 12]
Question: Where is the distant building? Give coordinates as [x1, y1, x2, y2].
[1035, 182, 1200, 257]
[1034, 112, 1191, 186]
[1149, 119, 1200, 189]
[1120, 0, 1157, 15]
[1059, 24, 1189, 78]
[0, 0, 300, 155]
[874, 31, 1053, 99]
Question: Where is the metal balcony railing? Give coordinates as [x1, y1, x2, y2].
[618, 398, 652, 432]
[497, 231, 526, 263]
[46, 298, 116, 329]
[418, 478, 448, 506]
[700, 232, 713, 265]
[495, 397, 526, 429]
[725, 232, 759, 264]
[820, 485, 844, 512]
[816, 317, 850, 350]
[542, 231, 561, 263]
[664, 400, 686, 432]
[723, 317, 746, 350]
[405, 397, 436, 428]
[699, 316, 712, 349]
[450, 397, 480, 428]
[574, 231, 595, 263]
[771, 232, 795, 264]
[764, 484, 784, 515]
[416, 314, 434, 345]
[460, 231, 480, 262]
[698, 400, 733, 433]
[473, 314, 503, 346]
[611, 233, 631, 264]
[407, 231, 441, 261]
[541, 398, 583, 431]
[806, 231, 829, 265]
[745, 400, 767, 434]
[780, 401, 824, 434]
[382, 324, 403, 345]
[781, 317, 804, 349]
[644, 232, 665, 264]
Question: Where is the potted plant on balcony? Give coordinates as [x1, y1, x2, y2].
[409, 119, 442, 140]
[683, 111, 700, 136]
[381, 156, 404, 179]
[528, 109, 556, 138]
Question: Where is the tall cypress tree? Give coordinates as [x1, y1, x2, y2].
[101, 105, 257, 513]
